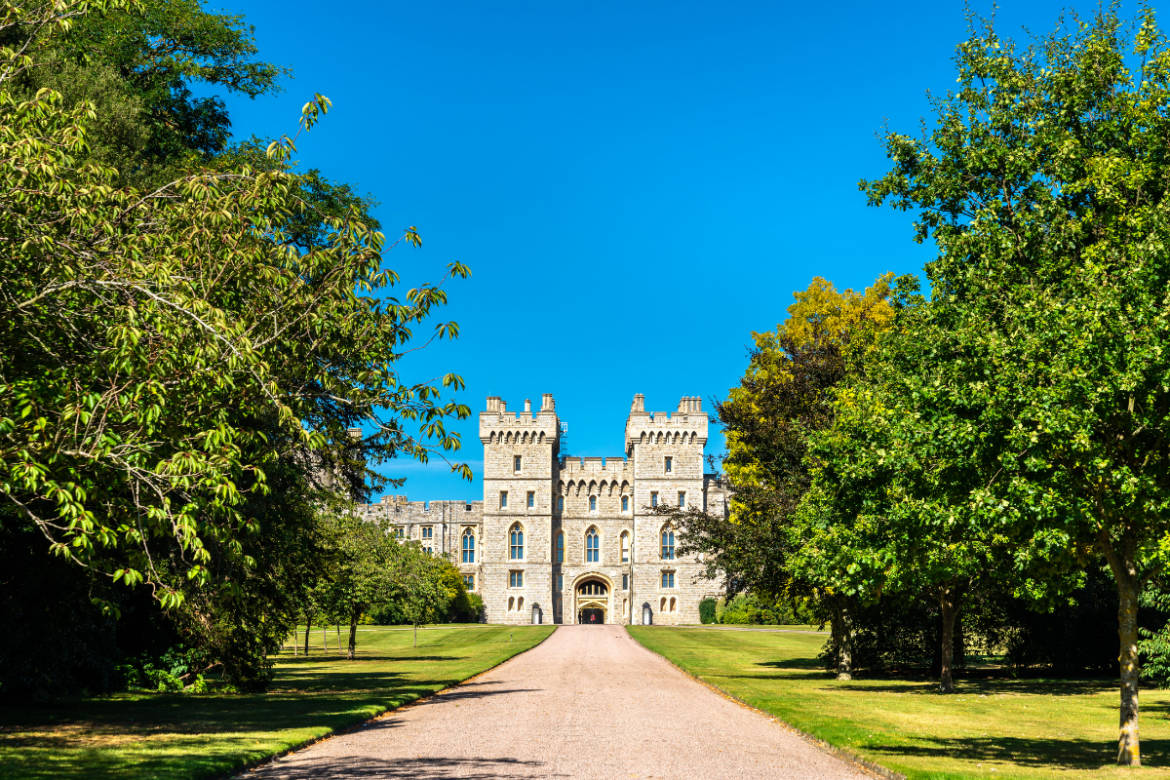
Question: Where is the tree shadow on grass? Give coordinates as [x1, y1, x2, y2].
[757, 656, 824, 671]
[722, 672, 835, 682]
[276, 655, 462, 666]
[866, 736, 1169, 771]
[834, 678, 1114, 696]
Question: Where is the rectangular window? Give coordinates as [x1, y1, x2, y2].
[422, 526, 433, 539]
[500, 491, 508, 508]
[621, 495, 629, 512]
[589, 495, 597, 511]
[423, 544, 432, 554]
[678, 491, 686, 508]
[661, 571, 675, 588]
[558, 496, 564, 512]
[509, 570, 523, 588]
[514, 455, 522, 472]
[556, 574, 564, 591]
[651, 491, 658, 507]
[464, 574, 475, 591]
[527, 491, 535, 508]
[622, 573, 629, 590]
[665, 456, 672, 473]
[395, 527, 405, 539]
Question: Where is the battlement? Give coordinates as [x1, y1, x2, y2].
[624, 394, 708, 449]
[559, 455, 632, 476]
[480, 394, 560, 443]
[355, 496, 482, 523]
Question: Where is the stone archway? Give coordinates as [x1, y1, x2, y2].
[573, 575, 612, 624]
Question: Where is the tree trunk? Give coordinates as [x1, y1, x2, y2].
[348, 614, 358, 661]
[939, 587, 959, 694]
[1099, 531, 1141, 767]
[831, 600, 852, 681]
[1116, 571, 1141, 766]
[303, 615, 312, 656]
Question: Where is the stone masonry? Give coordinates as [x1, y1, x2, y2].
[355, 393, 728, 625]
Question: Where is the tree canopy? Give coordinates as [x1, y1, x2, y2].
[0, 0, 471, 692]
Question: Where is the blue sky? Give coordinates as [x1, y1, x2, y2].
[217, 0, 1133, 500]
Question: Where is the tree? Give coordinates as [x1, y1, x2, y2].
[392, 547, 454, 648]
[0, 0, 471, 688]
[662, 275, 894, 679]
[861, 8, 1170, 764]
[319, 513, 400, 660]
[20, 0, 282, 180]
[796, 280, 1032, 692]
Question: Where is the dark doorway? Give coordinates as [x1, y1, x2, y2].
[581, 608, 603, 624]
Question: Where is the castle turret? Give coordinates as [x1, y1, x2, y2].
[625, 395, 708, 625]
[478, 395, 560, 624]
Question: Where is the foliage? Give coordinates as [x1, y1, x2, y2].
[656, 276, 893, 680]
[116, 645, 209, 693]
[0, 0, 471, 689]
[698, 597, 717, 624]
[856, 6, 1170, 761]
[20, 0, 283, 178]
[717, 592, 814, 626]
[1139, 578, 1170, 688]
[365, 546, 472, 627]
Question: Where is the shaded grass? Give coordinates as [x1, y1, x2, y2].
[0, 624, 553, 779]
[628, 625, 1170, 779]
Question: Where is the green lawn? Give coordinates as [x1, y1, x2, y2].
[628, 625, 1170, 779]
[0, 624, 553, 780]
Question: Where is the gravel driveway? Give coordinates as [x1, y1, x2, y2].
[242, 625, 873, 779]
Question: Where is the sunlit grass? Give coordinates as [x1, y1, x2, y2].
[0, 624, 553, 779]
[628, 625, 1170, 779]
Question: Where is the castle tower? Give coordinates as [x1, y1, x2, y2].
[478, 394, 559, 624]
[625, 395, 708, 625]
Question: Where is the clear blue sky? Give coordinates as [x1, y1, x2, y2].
[217, 0, 1132, 500]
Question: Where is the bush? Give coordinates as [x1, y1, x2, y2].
[699, 598, 717, 624]
[718, 593, 815, 625]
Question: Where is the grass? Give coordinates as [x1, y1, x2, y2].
[628, 625, 1170, 779]
[0, 623, 553, 780]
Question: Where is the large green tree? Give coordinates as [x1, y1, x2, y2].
[0, 0, 470, 689]
[861, 8, 1170, 764]
[662, 275, 893, 678]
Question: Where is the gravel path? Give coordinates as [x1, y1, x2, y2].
[242, 625, 873, 779]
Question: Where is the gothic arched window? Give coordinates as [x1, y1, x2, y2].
[461, 528, 475, 563]
[585, 527, 600, 563]
[509, 523, 524, 560]
[660, 524, 675, 560]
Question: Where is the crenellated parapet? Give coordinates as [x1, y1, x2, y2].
[479, 394, 560, 446]
[624, 394, 708, 453]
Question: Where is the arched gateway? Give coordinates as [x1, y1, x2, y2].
[574, 576, 610, 624]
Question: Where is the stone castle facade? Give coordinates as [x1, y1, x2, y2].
[356, 393, 727, 625]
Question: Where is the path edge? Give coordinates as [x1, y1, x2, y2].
[624, 626, 904, 780]
[228, 625, 558, 779]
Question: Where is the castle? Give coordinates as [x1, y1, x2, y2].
[355, 393, 727, 625]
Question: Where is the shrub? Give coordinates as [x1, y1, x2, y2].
[718, 593, 814, 625]
[699, 598, 717, 624]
